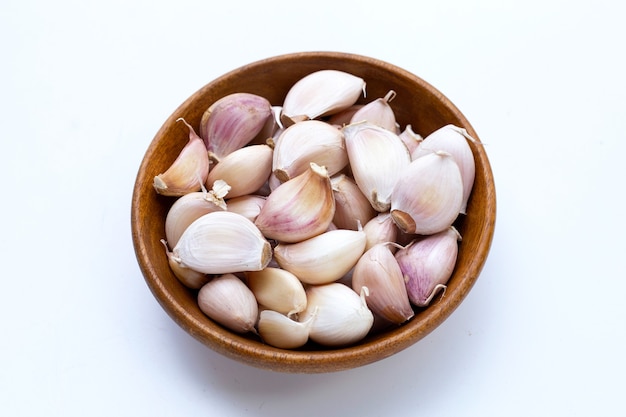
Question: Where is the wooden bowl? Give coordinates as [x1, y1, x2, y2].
[131, 51, 496, 373]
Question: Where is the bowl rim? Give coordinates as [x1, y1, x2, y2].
[131, 51, 496, 373]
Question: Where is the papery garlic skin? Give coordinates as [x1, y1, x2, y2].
[272, 120, 348, 182]
[300, 283, 373, 347]
[350, 90, 398, 132]
[172, 211, 272, 274]
[200, 93, 272, 163]
[274, 228, 367, 285]
[390, 151, 463, 235]
[206, 144, 273, 198]
[255, 162, 335, 243]
[331, 174, 377, 231]
[246, 267, 307, 317]
[363, 212, 398, 252]
[352, 243, 414, 324]
[161, 240, 210, 289]
[281, 70, 366, 125]
[197, 274, 259, 333]
[164, 182, 230, 248]
[225, 194, 266, 222]
[153, 118, 210, 197]
[395, 227, 461, 307]
[343, 121, 411, 212]
[411, 124, 475, 214]
[257, 310, 312, 349]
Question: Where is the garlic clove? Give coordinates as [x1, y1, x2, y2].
[206, 144, 273, 198]
[280, 70, 366, 126]
[246, 267, 307, 317]
[172, 211, 272, 274]
[331, 174, 377, 231]
[349, 90, 398, 132]
[342, 121, 411, 212]
[363, 212, 399, 252]
[398, 124, 424, 155]
[326, 104, 364, 127]
[257, 310, 312, 349]
[272, 120, 348, 182]
[164, 180, 230, 248]
[273, 228, 367, 285]
[411, 124, 476, 214]
[352, 243, 414, 324]
[395, 227, 462, 307]
[199, 92, 272, 163]
[249, 105, 283, 145]
[153, 118, 210, 197]
[197, 273, 259, 333]
[160, 239, 210, 289]
[390, 150, 464, 235]
[225, 194, 266, 222]
[299, 283, 373, 347]
[254, 162, 335, 243]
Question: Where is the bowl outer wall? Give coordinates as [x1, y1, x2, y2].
[131, 51, 496, 373]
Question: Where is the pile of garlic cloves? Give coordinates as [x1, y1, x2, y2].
[153, 69, 476, 349]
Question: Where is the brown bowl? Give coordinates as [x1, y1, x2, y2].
[131, 51, 496, 373]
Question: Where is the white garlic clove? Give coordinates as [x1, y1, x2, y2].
[164, 181, 230, 249]
[300, 283, 373, 347]
[390, 151, 464, 235]
[398, 124, 424, 155]
[257, 310, 312, 349]
[326, 104, 364, 127]
[349, 90, 398, 132]
[342, 121, 411, 212]
[352, 243, 414, 324]
[331, 174, 377, 231]
[153, 118, 210, 197]
[225, 194, 266, 222]
[197, 273, 259, 333]
[246, 267, 307, 317]
[200, 93, 272, 163]
[273, 228, 367, 285]
[411, 124, 476, 214]
[160, 239, 210, 289]
[363, 212, 399, 252]
[272, 120, 348, 182]
[255, 162, 335, 243]
[172, 211, 272, 274]
[280, 70, 366, 126]
[206, 144, 273, 198]
[395, 227, 461, 307]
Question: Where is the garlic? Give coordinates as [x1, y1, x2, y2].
[363, 212, 398, 252]
[331, 174, 377, 231]
[164, 180, 230, 248]
[398, 124, 423, 155]
[342, 121, 411, 212]
[153, 118, 210, 197]
[411, 124, 476, 214]
[280, 69, 366, 126]
[257, 310, 312, 349]
[246, 267, 307, 317]
[272, 120, 348, 182]
[160, 239, 210, 289]
[300, 283, 373, 347]
[225, 194, 266, 222]
[352, 243, 414, 324]
[390, 150, 464, 235]
[395, 227, 461, 307]
[206, 144, 273, 198]
[254, 162, 335, 243]
[199, 92, 272, 163]
[250, 105, 283, 145]
[197, 273, 258, 333]
[172, 211, 272, 274]
[350, 90, 398, 132]
[326, 104, 363, 127]
[273, 228, 367, 285]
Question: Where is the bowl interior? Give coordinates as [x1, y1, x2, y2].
[131, 51, 496, 373]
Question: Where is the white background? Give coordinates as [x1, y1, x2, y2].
[2, 0, 625, 416]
